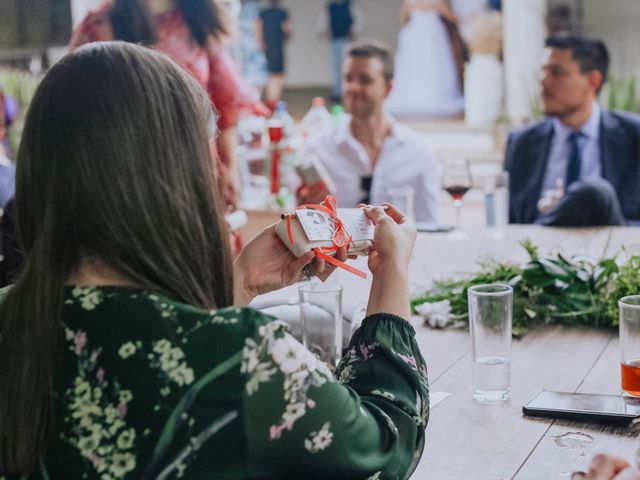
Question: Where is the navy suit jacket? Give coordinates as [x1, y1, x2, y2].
[505, 110, 640, 224]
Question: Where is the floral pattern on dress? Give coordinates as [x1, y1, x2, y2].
[67, 286, 104, 310]
[241, 320, 333, 440]
[5, 289, 428, 479]
[62, 328, 137, 479]
[304, 422, 333, 454]
[335, 341, 378, 383]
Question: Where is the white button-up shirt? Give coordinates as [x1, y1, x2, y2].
[299, 116, 439, 226]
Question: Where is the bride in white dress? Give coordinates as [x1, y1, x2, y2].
[386, 0, 465, 118]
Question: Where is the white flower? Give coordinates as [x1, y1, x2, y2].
[271, 336, 306, 374]
[304, 422, 333, 454]
[168, 363, 195, 386]
[283, 369, 309, 395]
[118, 342, 136, 359]
[72, 401, 103, 427]
[245, 362, 277, 395]
[77, 430, 101, 457]
[282, 402, 306, 425]
[116, 428, 136, 450]
[109, 452, 136, 477]
[118, 389, 133, 405]
[105, 405, 119, 423]
[415, 300, 452, 328]
[336, 363, 355, 384]
[153, 339, 172, 354]
[371, 390, 396, 401]
[74, 377, 92, 399]
[160, 351, 181, 372]
[241, 340, 260, 374]
[80, 291, 102, 311]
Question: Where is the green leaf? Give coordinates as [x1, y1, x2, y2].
[537, 258, 572, 281]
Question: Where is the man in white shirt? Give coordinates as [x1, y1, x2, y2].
[298, 40, 439, 227]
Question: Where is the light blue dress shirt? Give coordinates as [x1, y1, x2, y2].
[540, 102, 602, 195]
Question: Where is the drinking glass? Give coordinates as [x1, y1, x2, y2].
[387, 186, 415, 220]
[484, 171, 509, 239]
[299, 284, 343, 370]
[468, 284, 513, 402]
[619, 296, 640, 396]
[442, 158, 472, 240]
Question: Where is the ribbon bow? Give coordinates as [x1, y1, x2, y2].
[284, 195, 367, 279]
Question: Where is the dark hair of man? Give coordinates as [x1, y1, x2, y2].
[0, 41, 233, 473]
[545, 34, 609, 92]
[346, 39, 395, 81]
[110, 0, 229, 47]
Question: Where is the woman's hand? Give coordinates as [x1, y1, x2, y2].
[572, 454, 640, 480]
[362, 203, 416, 319]
[233, 225, 347, 305]
[363, 203, 416, 275]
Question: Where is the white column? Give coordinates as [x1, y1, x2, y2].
[70, 0, 103, 26]
[503, 0, 548, 126]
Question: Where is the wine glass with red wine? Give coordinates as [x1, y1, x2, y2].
[442, 159, 472, 240]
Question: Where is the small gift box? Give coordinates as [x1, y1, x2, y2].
[275, 196, 373, 278]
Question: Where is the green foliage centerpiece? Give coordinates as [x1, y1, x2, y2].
[412, 240, 640, 336]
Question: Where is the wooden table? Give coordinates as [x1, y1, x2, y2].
[253, 225, 640, 479]
[407, 226, 640, 479]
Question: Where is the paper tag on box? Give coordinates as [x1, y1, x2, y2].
[296, 208, 374, 242]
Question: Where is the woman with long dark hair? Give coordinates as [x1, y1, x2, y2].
[0, 42, 427, 479]
[70, 0, 267, 208]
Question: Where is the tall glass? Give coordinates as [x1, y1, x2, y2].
[468, 284, 513, 402]
[299, 284, 343, 369]
[484, 171, 509, 239]
[387, 186, 415, 221]
[619, 296, 640, 396]
[442, 158, 472, 240]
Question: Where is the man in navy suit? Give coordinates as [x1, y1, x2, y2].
[505, 35, 640, 226]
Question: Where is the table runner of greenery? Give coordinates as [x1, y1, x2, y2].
[411, 240, 640, 336]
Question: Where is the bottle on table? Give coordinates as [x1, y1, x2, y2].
[300, 97, 333, 139]
[265, 105, 295, 210]
[271, 101, 295, 139]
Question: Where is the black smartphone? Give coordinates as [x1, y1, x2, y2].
[522, 390, 640, 424]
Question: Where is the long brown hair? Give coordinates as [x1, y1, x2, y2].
[0, 41, 233, 473]
[110, 0, 229, 47]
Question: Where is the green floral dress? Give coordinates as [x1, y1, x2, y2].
[4, 286, 429, 480]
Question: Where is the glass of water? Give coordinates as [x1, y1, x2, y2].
[299, 284, 343, 370]
[468, 284, 513, 402]
[484, 171, 509, 239]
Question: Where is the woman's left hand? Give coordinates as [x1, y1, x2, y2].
[233, 225, 346, 305]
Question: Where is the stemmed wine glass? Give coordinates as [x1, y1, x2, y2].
[442, 158, 472, 240]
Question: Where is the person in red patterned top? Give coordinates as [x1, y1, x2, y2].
[70, 0, 268, 209]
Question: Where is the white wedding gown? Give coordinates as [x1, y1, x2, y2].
[386, 8, 464, 119]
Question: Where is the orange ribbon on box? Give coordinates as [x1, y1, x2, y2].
[284, 195, 367, 279]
